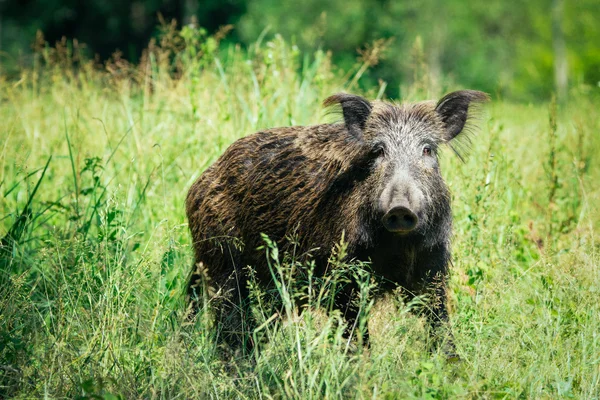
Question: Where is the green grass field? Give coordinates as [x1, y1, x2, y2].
[1, 30, 599, 399]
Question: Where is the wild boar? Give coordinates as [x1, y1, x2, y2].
[186, 90, 489, 355]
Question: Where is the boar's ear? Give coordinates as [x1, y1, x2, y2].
[435, 90, 490, 141]
[323, 93, 372, 140]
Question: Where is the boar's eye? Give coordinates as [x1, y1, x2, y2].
[369, 143, 385, 159]
[422, 145, 433, 156]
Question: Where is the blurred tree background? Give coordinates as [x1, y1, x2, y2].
[0, 0, 598, 101]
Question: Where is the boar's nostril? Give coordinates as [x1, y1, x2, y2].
[382, 206, 418, 233]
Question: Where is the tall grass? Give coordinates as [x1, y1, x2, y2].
[1, 26, 599, 398]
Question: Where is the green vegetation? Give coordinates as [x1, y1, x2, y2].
[1, 27, 599, 398]
[2, 0, 599, 100]
[239, 0, 600, 100]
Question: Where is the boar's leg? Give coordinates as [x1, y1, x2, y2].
[334, 283, 370, 347]
[413, 245, 458, 360]
[214, 269, 256, 355]
[424, 278, 458, 360]
[187, 243, 256, 356]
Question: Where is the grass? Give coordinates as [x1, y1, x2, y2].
[1, 26, 599, 398]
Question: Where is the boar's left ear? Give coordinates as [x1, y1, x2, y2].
[435, 90, 490, 141]
[323, 93, 372, 140]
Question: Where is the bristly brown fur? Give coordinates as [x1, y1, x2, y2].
[186, 90, 489, 354]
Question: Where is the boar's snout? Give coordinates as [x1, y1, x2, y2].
[382, 205, 418, 233]
[379, 168, 423, 234]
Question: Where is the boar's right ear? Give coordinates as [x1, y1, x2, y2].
[435, 90, 490, 141]
[323, 93, 372, 140]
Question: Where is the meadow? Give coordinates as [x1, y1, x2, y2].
[1, 27, 599, 398]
